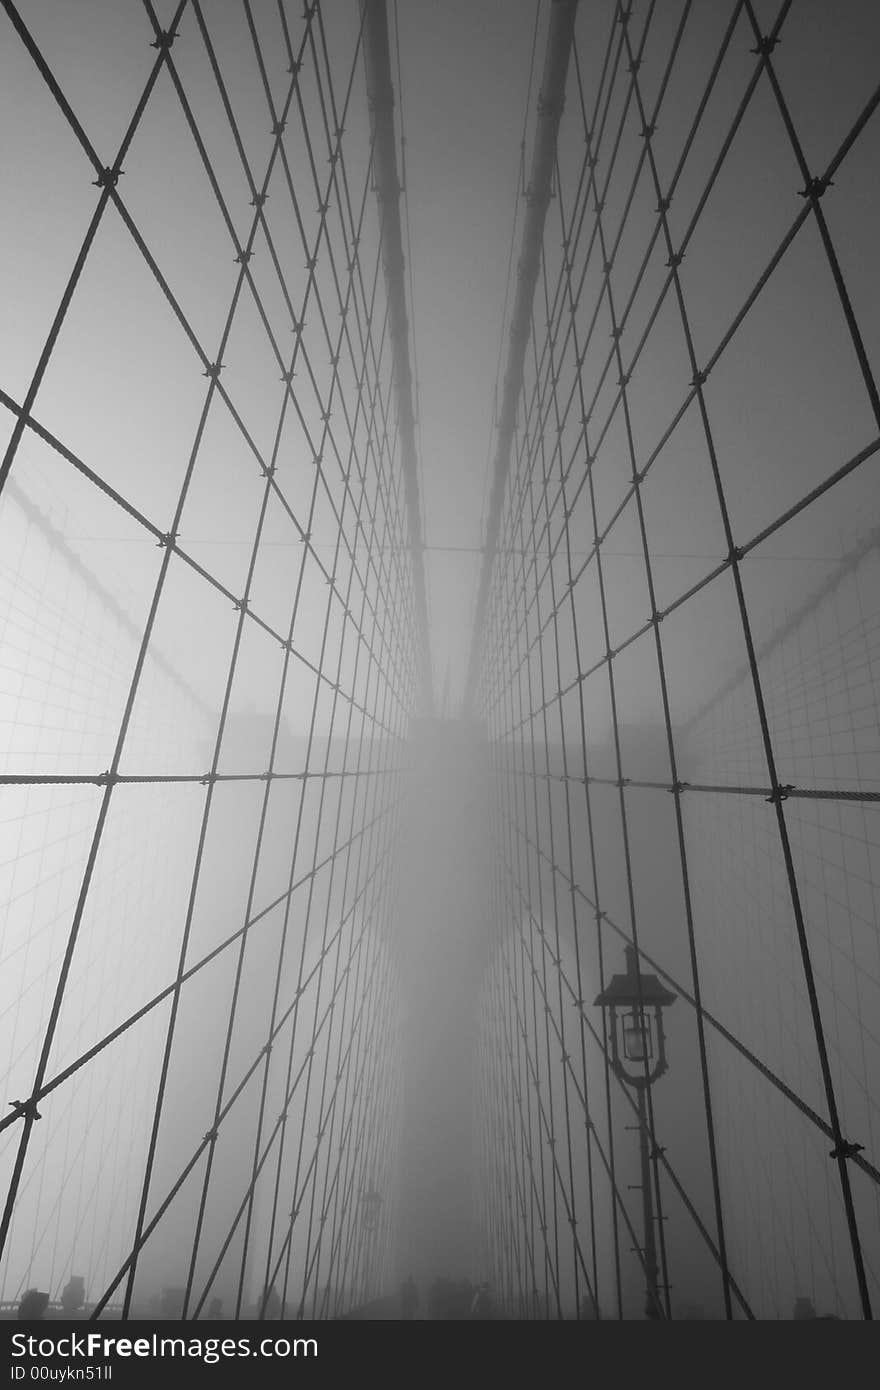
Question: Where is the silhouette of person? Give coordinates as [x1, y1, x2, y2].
[400, 1275, 419, 1320]
[470, 1281, 492, 1319]
[60, 1275, 85, 1315]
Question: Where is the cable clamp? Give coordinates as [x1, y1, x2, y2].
[9, 1098, 42, 1123]
[156, 531, 178, 549]
[640, 122, 656, 140]
[203, 361, 223, 380]
[800, 175, 833, 202]
[666, 250, 683, 269]
[150, 28, 178, 51]
[692, 368, 707, 387]
[271, 119, 286, 137]
[200, 771, 217, 786]
[669, 779, 689, 795]
[93, 166, 123, 189]
[766, 783, 794, 804]
[93, 771, 117, 787]
[280, 369, 295, 384]
[628, 57, 642, 75]
[204, 1128, 219, 1144]
[728, 543, 744, 564]
[656, 195, 671, 214]
[234, 249, 253, 265]
[261, 463, 276, 479]
[751, 34, 779, 58]
[232, 596, 248, 613]
[250, 192, 267, 208]
[829, 1139, 863, 1161]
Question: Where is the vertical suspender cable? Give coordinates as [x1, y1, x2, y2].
[361, 0, 433, 718]
[463, 0, 579, 716]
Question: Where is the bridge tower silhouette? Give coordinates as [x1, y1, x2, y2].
[1, 0, 879, 1321]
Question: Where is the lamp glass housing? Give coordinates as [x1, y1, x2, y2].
[622, 1007, 652, 1063]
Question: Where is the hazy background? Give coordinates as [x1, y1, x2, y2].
[1, 0, 879, 1323]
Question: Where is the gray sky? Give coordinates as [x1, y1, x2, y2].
[392, 0, 541, 707]
[2, 0, 880, 1321]
[3, 1, 879, 724]
[0, 1, 544, 725]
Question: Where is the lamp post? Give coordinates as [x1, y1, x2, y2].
[595, 946, 676, 1318]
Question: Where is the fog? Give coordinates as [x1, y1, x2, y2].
[1, 0, 879, 1322]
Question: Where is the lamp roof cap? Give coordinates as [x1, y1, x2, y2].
[594, 946, 676, 1008]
